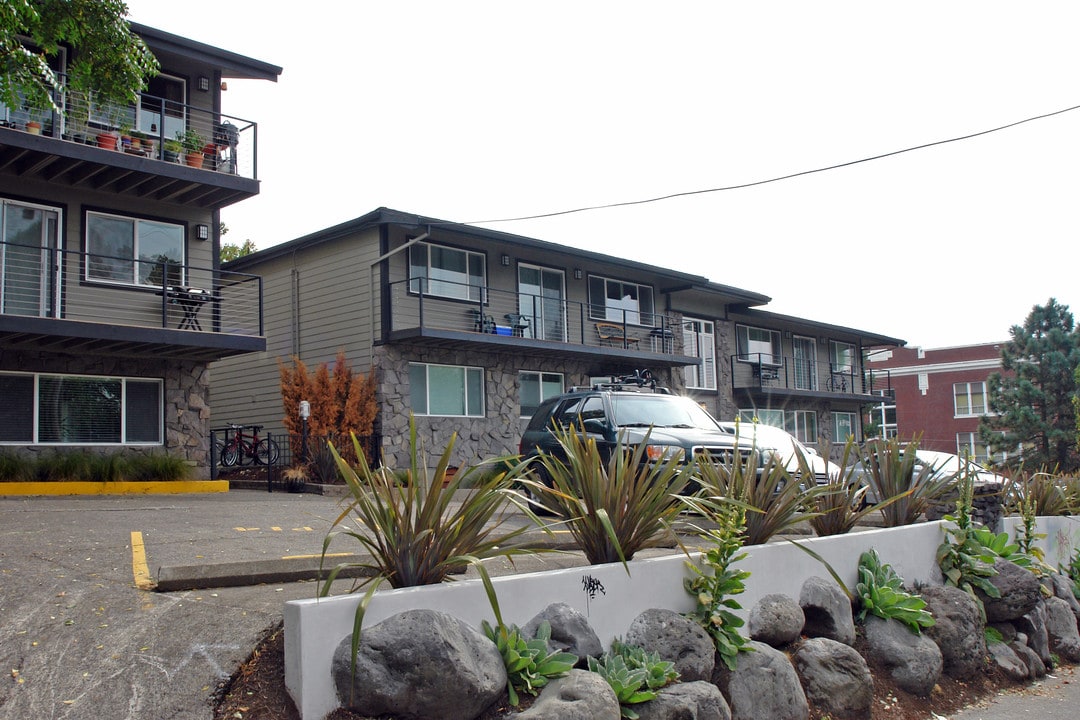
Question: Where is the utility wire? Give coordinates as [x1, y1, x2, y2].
[461, 103, 1080, 227]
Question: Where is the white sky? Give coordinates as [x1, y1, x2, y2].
[125, 1, 1080, 350]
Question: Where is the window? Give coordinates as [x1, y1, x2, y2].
[588, 276, 654, 326]
[738, 408, 817, 444]
[409, 363, 484, 417]
[737, 408, 784, 427]
[0, 372, 162, 444]
[736, 325, 781, 366]
[139, 73, 186, 140]
[683, 319, 716, 390]
[86, 212, 184, 287]
[833, 412, 857, 443]
[830, 341, 856, 373]
[408, 242, 485, 302]
[866, 393, 897, 439]
[956, 432, 1005, 464]
[953, 382, 987, 417]
[519, 371, 563, 418]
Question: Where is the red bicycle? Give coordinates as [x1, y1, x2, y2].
[219, 424, 280, 466]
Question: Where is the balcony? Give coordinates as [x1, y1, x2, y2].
[731, 353, 892, 402]
[383, 278, 697, 368]
[0, 88, 260, 210]
[0, 240, 263, 362]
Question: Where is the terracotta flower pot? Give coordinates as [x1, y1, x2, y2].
[185, 152, 204, 169]
[96, 132, 118, 150]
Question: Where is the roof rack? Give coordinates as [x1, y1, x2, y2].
[570, 369, 671, 394]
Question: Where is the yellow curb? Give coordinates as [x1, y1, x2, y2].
[130, 531, 155, 590]
[0, 480, 229, 496]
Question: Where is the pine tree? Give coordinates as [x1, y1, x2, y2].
[980, 298, 1080, 472]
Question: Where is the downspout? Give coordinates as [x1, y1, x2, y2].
[368, 228, 430, 358]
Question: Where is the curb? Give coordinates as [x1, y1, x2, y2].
[0, 480, 228, 496]
[155, 554, 373, 592]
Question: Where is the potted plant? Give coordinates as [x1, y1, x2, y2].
[163, 138, 182, 163]
[25, 120, 42, 135]
[177, 128, 205, 168]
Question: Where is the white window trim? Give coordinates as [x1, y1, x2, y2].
[519, 371, 564, 418]
[0, 371, 163, 445]
[409, 362, 485, 418]
[953, 381, 987, 418]
[587, 275, 655, 327]
[736, 325, 782, 367]
[408, 241, 486, 303]
[683, 318, 716, 390]
[84, 210, 186, 288]
[833, 411, 857, 443]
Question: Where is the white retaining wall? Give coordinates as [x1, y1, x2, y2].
[285, 516, 1080, 720]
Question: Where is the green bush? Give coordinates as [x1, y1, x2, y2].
[855, 549, 934, 633]
[0, 451, 187, 482]
[936, 472, 1000, 615]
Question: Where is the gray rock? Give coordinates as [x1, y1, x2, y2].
[749, 593, 805, 648]
[636, 681, 731, 720]
[792, 637, 873, 719]
[863, 615, 943, 697]
[625, 608, 715, 682]
[988, 622, 1017, 643]
[1008, 640, 1047, 679]
[800, 576, 856, 646]
[979, 559, 1043, 623]
[1016, 601, 1053, 669]
[517, 668, 621, 720]
[1047, 573, 1080, 621]
[1044, 596, 1080, 663]
[988, 641, 1030, 682]
[713, 640, 809, 720]
[921, 584, 986, 679]
[523, 602, 603, 663]
[331, 609, 505, 720]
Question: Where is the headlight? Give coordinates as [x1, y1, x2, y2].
[645, 445, 684, 462]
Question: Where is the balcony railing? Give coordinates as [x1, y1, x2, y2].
[731, 353, 892, 397]
[0, 239, 262, 337]
[386, 278, 685, 356]
[1, 84, 258, 180]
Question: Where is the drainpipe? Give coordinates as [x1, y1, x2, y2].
[368, 229, 430, 358]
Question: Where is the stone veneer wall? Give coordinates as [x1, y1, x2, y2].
[375, 344, 688, 469]
[0, 349, 211, 478]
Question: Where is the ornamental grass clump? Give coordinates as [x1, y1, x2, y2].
[1005, 468, 1076, 517]
[519, 423, 691, 566]
[860, 436, 956, 527]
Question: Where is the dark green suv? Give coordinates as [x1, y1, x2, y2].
[518, 382, 750, 480]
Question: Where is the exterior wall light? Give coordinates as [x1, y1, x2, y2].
[195, 224, 209, 241]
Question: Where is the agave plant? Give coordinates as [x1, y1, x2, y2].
[517, 423, 692, 566]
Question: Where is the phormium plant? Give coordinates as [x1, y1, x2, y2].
[860, 436, 957, 527]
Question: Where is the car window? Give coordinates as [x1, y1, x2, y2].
[610, 396, 719, 430]
[553, 395, 605, 428]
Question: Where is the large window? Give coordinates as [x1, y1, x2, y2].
[0, 372, 162, 444]
[953, 382, 987, 417]
[519, 371, 563, 418]
[830, 341, 857, 373]
[86, 212, 184, 287]
[409, 363, 484, 417]
[736, 325, 781, 366]
[588, 276, 654, 326]
[737, 408, 818, 444]
[408, 242, 485, 302]
[833, 412, 857, 443]
[683, 318, 716, 390]
[956, 432, 1007, 465]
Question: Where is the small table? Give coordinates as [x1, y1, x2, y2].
[167, 287, 212, 330]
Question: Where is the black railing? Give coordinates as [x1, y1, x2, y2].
[0, 240, 263, 336]
[211, 428, 380, 491]
[731, 353, 892, 396]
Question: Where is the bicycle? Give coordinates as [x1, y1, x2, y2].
[219, 423, 280, 466]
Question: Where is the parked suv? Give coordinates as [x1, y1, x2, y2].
[519, 379, 752, 487]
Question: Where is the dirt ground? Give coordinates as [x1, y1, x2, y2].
[212, 621, 1045, 720]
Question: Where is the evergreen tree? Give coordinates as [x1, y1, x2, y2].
[980, 298, 1080, 472]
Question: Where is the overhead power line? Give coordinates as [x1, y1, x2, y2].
[462, 103, 1080, 227]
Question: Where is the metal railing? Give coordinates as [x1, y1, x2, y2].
[386, 277, 684, 355]
[730, 353, 892, 396]
[1, 83, 259, 180]
[0, 239, 263, 336]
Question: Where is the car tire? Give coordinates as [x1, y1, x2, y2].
[522, 465, 557, 517]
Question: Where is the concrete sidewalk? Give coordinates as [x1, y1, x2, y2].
[950, 664, 1079, 719]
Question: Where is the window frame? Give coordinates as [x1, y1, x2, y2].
[736, 325, 782, 366]
[84, 210, 186, 288]
[953, 381, 987, 418]
[519, 371, 564, 418]
[408, 362, 485, 417]
[683, 318, 716, 390]
[829, 340, 857, 373]
[833, 411, 857, 443]
[407, 241, 486, 303]
[0, 371, 163, 445]
[587, 275, 655, 327]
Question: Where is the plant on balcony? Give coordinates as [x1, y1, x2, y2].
[177, 128, 205, 168]
[163, 138, 182, 162]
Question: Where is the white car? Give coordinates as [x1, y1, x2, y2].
[852, 449, 1006, 505]
[717, 422, 841, 485]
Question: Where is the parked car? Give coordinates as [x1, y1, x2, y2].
[716, 422, 841, 485]
[852, 449, 1006, 505]
[518, 379, 754, 493]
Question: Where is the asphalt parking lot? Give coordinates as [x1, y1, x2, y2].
[2, 488, 1078, 720]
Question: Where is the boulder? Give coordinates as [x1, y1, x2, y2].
[921, 585, 986, 679]
[625, 608, 716, 682]
[1044, 596, 1080, 663]
[636, 681, 731, 720]
[862, 615, 942, 697]
[1015, 601, 1053, 669]
[523, 602, 603, 664]
[1008, 640, 1047, 679]
[978, 559, 1042, 622]
[749, 593, 805, 648]
[987, 642, 1030, 682]
[331, 609, 505, 720]
[1046, 573, 1080, 621]
[792, 637, 873, 719]
[988, 622, 1017, 643]
[713, 640, 809, 720]
[800, 576, 856, 646]
[517, 669, 621, 720]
